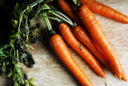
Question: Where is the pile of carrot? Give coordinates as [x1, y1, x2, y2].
[42, 0, 128, 85]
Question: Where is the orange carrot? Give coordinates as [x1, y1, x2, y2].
[56, 0, 126, 79]
[57, 0, 80, 23]
[57, 0, 108, 67]
[58, 22, 106, 78]
[78, 5, 127, 80]
[72, 26, 108, 68]
[92, 40, 128, 81]
[92, 41, 105, 60]
[43, 12, 93, 85]
[50, 34, 93, 86]
[78, 0, 128, 23]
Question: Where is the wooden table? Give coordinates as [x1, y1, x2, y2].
[0, 0, 128, 86]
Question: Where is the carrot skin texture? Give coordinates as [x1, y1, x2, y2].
[57, 0, 80, 23]
[79, 5, 126, 80]
[72, 26, 108, 68]
[58, 23, 106, 78]
[78, 0, 128, 24]
[50, 34, 93, 86]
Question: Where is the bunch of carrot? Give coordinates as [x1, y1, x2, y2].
[42, 10, 93, 86]
[42, 0, 128, 85]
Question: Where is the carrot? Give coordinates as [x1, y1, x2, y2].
[58, 22, 106, 78]
[93, 40, 128, 81]
[78, 0, 128, 23]
[57, 0, 80, 23]
[92, 41, 106, 60]
[50, 34, 93, 86]
[72, 26, 108, 68]
[43, 12, 93, 86]
[56, 0, 108, 68]
[78, 5, 127, 80]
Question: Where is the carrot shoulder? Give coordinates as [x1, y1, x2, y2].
[78, 5, 127, 80]
[50, 34, 93, 86]
[78, 0, 128, 23]
[58, 23, 106, 78]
